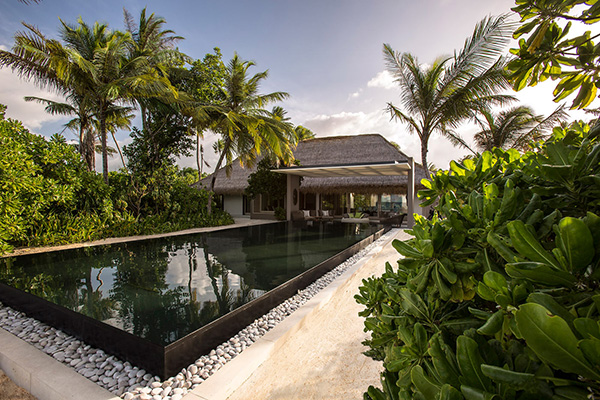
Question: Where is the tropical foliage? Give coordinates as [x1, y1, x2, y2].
[245, 158, 287, 205]
[0, 8, 302, 252]
[449, 105, 567, 153]
[0, 109, 232, 255]
[199, 54, 297, 214]
[384, 15, 514, 176]
[508, 0, 600, 109]
[358, 120, 600, 400]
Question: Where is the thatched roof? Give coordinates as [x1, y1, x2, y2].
[194, 134, 428, 195]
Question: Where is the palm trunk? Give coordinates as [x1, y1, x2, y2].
[141, 104, 147, 132]
[84, 130, 95, 172]
[207, 138, 231, 215]
[99, 105, 109, 184]
[196, 131, 202, 182]
[420, 135, 430, 179]
[111, 130, 127, 170]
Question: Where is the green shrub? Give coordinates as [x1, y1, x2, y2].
[357, 122, 600, 399]
[0, 109, 233, 254]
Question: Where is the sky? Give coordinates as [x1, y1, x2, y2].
[0, 0, 595, 172]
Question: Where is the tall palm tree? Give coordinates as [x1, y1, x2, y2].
[60, 18, 177, 182]
[197, 54, 295, 214]
[384, 15, 514, 176]
[24, 93, 97, 170]
[1, 17, 177, 183]
[271, 106, 315, 144]
[454, 105, 567, 153]
[123, 7, 185, 132]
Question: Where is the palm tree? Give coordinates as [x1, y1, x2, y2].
[1, 17, 177, 183]
[24, 93, 97, 170]
[60, 18, 178, 183]
[271, 106, 315, 143]
[384, 15, 514, 176]
[123, 7, 185, 132]
[198, 54, 296, 214]
[453, 105, 567, 153]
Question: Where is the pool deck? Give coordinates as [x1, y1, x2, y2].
[4, 218, 277, 257]
[185, 228, 410, 400]
[0, 223, 409, 400]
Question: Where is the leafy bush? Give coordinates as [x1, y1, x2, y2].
[357, 122, 600, 399]
[0, 115, 115, 252]
[0, 109, 232, 255]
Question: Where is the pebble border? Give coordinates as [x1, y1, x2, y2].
[0, 229, 397, 400]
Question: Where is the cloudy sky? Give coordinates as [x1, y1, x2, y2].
[0, 0, 594, 171]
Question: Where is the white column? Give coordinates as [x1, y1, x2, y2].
[407, 157, 415, 228]
[286, 174, 300, 221]
[315, 193, 320, 214]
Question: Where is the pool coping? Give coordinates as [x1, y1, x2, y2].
[3, 218, 278, 257]
[180, 229, 399, 400]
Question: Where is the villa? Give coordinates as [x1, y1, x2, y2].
[195, 134, 428, 227]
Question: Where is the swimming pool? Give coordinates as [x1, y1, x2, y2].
[0, 221, 385, 377]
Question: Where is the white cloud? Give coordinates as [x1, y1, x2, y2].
[367, 70, 396, 90]
[0, 68, 67, 132]
[349, 89, 362, 99]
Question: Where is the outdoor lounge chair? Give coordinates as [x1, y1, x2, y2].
[381, 212, 406, 227]
[341, 212, 370, 223]
[292, 210, 316, 221]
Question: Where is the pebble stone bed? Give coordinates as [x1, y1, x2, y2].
[0, 229, 396, 400]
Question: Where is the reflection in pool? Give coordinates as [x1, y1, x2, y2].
[0, 221, 379, 345]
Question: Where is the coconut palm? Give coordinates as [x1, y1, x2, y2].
[123, 7, 186, 132]
[0, 17, 177, 183]
[197, 54, 295, 214]
[384, 15, 515, 176]
[454, 105, 567, 153]
[60, 18, 178, 182]
[271, 106, 315, 143]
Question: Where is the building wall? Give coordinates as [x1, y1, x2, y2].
[223, 195, 244, 217]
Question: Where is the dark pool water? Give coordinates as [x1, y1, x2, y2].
[0, 221, 379, 346]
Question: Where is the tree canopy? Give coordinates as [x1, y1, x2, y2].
[384, 15, 514, 176]
[508, 0, 600, 110]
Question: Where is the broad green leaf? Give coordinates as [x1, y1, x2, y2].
[556, 217, 594, 270]
[483, 271, 508, 294]
[579, 338, 600, 367]
[398, 288, 429, 321]
[460, 385, 498, 400]
[506, 262, 576, 286]
[411, 365, 440, 399]
[573, 318, 600, 340]
[515, 303, 600, 380]
[437, 384, 463, 400]
[392, 239, 422, 258]
[527, 293, 574, 324]
[507, 220, 561, 270]
[457, 336, 491, 390]
[480, 364, 536, 389]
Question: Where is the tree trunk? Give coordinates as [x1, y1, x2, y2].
[141, 105, 147, 132]
[111, 130, 127, 170]
[84, 130, 95, 172]
[207, 138, 231, 215]
[100, 105, 109, 184]
[420, 134, 430, 179]
[196, 131, 202, 182]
